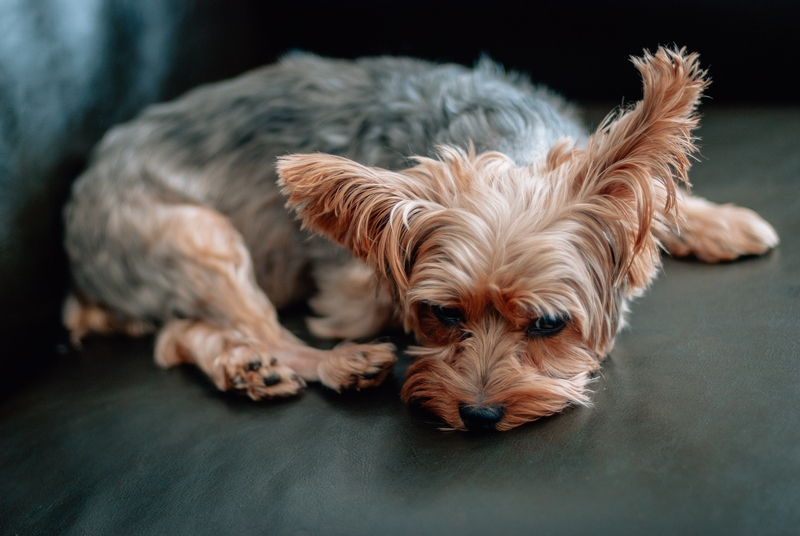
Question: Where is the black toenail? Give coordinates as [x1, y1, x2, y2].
[263, 373, 281, 386]
[246, 360, 262, 371]
[458, 403, 504, 432]
[270, 357, 278, 366]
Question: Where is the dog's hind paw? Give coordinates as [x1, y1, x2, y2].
[317, 342, 397, 392]
[217, 344, 306, 400]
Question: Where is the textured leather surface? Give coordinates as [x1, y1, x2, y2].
[2, 109, 798, 534]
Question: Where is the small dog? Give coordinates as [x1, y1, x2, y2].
[64, 47, 778, 431]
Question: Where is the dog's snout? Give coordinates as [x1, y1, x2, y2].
[458, 403, 504, 432]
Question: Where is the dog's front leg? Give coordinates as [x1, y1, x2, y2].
[655, 192, 779, 262]
[307, 259, 399, 340]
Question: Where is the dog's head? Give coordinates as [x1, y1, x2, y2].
[278, 47, 707, 431]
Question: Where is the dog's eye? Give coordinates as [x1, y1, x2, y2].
[526, 315, 567, 337]
[431, 305, 465, 327]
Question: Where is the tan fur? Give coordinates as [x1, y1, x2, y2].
[63, 294, 154, 346]
[155, 319, 307, 399]
[308, 260, 399, 340]
[102, 202, 396, 395]
[656, 193, 779, 262]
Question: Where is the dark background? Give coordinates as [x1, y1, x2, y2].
[1, 0, 798, 393]
[228, 0, 800, 105]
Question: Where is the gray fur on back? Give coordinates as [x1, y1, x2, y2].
[65, 53, 586, 319]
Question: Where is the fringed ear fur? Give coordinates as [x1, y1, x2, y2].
[572, 46, 709, 291]
[277, 154, 442, 295]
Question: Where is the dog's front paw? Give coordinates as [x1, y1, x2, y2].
[665, 197, 779, 262]
[317, 342, 397, 392]
[218, 344, 306, 400]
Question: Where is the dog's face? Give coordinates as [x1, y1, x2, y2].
[278, 48, 706, 430]
[384, 149, 624, 431]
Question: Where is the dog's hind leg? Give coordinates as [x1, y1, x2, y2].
[145, 204, 396, 396]
[63, 293, 156, 347]
[655, 192, 779, 263]
[155, 319, 306, 399]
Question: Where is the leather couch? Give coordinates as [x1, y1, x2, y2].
[2, 1, 798, 534]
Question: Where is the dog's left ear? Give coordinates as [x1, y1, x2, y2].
[277, 154, 442, 294]
[572, 47, 709, 293]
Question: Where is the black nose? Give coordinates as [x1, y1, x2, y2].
[458, 403, 504, 432]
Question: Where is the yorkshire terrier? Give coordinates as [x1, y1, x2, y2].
[64, 47, 778, 431]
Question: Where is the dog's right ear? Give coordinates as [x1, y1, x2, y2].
[569, 47, 708, 293]
[277, 154, 443, 294]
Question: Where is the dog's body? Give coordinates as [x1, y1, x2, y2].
[64, 49, 778, 431]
